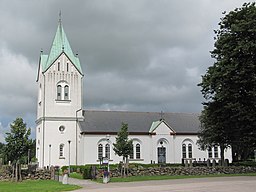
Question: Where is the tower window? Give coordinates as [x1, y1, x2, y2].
[67, 63, 69, 72]
[57, 85, 62, 100]
[58, 62, 60, 71]
[64, 85, 69, 100]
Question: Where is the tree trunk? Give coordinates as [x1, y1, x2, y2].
[122, 157, 125, 177]
[220, 144, 225, 166]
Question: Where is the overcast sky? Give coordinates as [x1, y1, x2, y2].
[0, 0, 250, 142]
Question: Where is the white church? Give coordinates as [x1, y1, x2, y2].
[36, 20, 232, 168]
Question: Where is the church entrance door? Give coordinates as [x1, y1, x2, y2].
[157, 147, 166, 163]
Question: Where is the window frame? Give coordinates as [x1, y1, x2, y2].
[59, 144, 64, 158]
[98, 144, 103, 160]
[136, 143, 141, 159]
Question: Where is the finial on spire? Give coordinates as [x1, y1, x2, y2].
[59, 10, 62, 24]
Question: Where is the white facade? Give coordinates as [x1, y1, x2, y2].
[36, 22, 232, 168]
[78, 122, 232, 165]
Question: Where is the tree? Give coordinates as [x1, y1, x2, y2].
[198, 3, 256, 162]
[0, 142, 5, 164]
[113, 123, 133, 176]
[4, 118, 33, 164]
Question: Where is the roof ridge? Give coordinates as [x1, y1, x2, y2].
[83, 109, 200, 115]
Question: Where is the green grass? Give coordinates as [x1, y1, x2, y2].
[0, 180, 81, 192]
[96, 172, 256, 183]
[69, 172, 83, 179]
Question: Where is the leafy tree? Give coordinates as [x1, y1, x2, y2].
[198, 2, 256, 162]
[113, 123, 133, 176]
[4, 118, 33, 164]
[0, 142, 5, 163]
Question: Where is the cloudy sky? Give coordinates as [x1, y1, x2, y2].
[0, 0, 250, 142]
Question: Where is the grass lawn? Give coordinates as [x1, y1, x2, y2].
[96, 172, 256, 183]
[69, 172, 83, 179]
[0, 180, 81, 192]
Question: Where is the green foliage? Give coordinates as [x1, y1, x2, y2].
[113, 123, 133, 159]
[82, 168, 91, 179]
[198, 3, 256, 161]
[4, 118, 33, 164]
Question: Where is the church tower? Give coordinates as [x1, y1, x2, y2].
[36, 17, 84, 168]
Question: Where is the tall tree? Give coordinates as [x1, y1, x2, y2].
[113, 123, 133, 176]
[4, 118, 33, 164]
[198, 3, 256, 161]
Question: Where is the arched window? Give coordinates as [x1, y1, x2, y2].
[208, 147, 213, 158]
[59, 144, 64, 157]
[182, 144, 186, 158]
[67, 63, 69, 72]
[57, 85, 62, 100]
[188, 144, 192, 158]
[105, 144, 110, 159]
[58, 62, 60, 71]
[136, 144, 140, 159]
[214, 146, 218, 158]
[64, 85, 69, 100]
[129, 144, 134, 159]
[98, 144, 103, 160]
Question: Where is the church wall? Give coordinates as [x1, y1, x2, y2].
[42, 120, 77, 167]
[80, 133, 232, 165]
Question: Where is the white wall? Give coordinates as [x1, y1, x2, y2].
[79, 122, 232, 165]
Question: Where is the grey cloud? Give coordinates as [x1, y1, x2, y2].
[0, 0, 249, 137]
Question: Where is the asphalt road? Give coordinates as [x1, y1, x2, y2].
[70, 176, 256, 192]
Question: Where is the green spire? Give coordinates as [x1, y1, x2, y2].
[41, 18, 83, 74]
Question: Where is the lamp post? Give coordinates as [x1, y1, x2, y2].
[68, 140, 71, 174]
[49, 144, 51, 168]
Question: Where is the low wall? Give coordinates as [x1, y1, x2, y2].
[101, 166, 256, 178]
[0, 165, 55, 181]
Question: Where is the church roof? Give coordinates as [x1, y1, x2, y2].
[79, 110, 200, 135]
[40, 20, 82, 74]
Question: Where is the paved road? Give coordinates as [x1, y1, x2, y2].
[68, 176, 256, 192]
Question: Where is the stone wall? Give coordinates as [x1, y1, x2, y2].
[98, 166, 256, 178]
[0, 165, 55, 181]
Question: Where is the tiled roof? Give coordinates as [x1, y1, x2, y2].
[79, 110, 200, 134]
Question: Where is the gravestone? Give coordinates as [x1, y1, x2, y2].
[62, 173, 68, 184]
[50, 166, 55, 180]
[189, 159, 193, 167]
[206, 159, 211, 167]
[224, 159, 229, 167]
[185, 160, 188, 167]
[212, 159, 216, 167]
